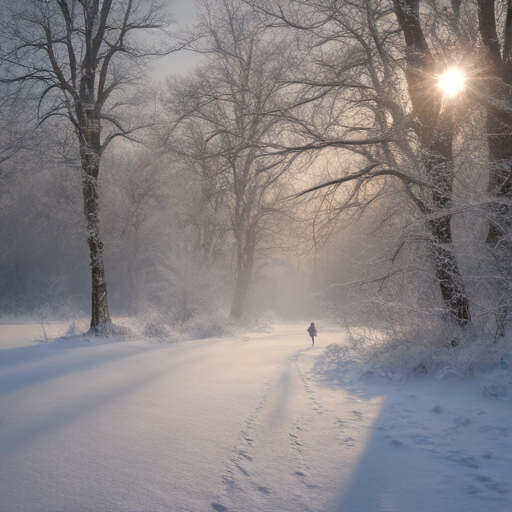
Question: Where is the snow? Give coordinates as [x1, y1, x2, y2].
[1, 322, 511, 512]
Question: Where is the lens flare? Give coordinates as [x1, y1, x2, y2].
[438, 68, 465, 98]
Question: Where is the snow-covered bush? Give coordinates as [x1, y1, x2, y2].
[318, 327, 512, 383]
[324, 343, 348, 361]
[242, 310, 279, 332]
[64, 321, 89, 338]
[136, 308, 182, 343]
[316, 226, 512, 380]
[141, 319, 181, 342]
[135, 307, 279, 343]
[181, 314, 241, 339]
[179, 310, 279, 339]
[137, 307, 240, 341]
[61, 320, 134, 341]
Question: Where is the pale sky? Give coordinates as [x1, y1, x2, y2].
[150, 0, 198, 82]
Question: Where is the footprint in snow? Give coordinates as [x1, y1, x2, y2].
[212, 504, 229, 512]
[221, 473, 236, 488]
[411, 434, 434, 445]
[453, 456, 481, 469]
[478, 425, 509, 437]
[237, 450, 252, 461]
[474, 475, 510, 494]
[455, 416, 473, 427]
[234, 462, 250, 476]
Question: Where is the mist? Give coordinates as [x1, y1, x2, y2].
[0, 0, 511, 345]
[4, 2, 512, 511]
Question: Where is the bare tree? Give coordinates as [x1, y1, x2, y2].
[102, 138, 232, 324]
[0, 0, 179, 332]
[246, 0, 473, 329]
[167, 0, 300, 319]
[477, 0, 512, 247]
[474, 0, 512, 336]
[0, 82, 36, 184]
[392, 0, 471, 328]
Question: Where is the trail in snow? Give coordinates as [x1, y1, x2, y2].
[0, 324, 379, 512]
[1, 322, 512, 512]
[212, 344, 381, 512]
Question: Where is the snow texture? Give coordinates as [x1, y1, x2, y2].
[0, 322, 511, 511]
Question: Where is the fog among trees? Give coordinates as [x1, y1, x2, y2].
[1, 0, 512, 345]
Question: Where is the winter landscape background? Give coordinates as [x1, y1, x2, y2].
[2, 0, 512, 510]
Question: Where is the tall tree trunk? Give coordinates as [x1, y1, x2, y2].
[483, 83, 512, 249]
[425, 133, 471, 327]
[230, 231, 256, 319]
[393, 0, 471, 327]
[429, 216, 471, 326]
[476, 0, 512, 336]
[230, 260, 254, 319]
[425, 154, 471, 328]
[80, 122, 112, 331]
[483, 100, 512, 337]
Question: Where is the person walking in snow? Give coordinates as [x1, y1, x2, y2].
[307, 322, 317, 346]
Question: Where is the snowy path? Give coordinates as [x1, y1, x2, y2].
[0, 324, 377, 512]
[1, 323, 512, 512]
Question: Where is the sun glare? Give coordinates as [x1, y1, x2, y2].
[438, 68, 465, 98]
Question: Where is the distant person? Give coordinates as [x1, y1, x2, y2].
[307, 322, 317, 346]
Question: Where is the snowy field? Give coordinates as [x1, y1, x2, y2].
[1, 322, 511, 512]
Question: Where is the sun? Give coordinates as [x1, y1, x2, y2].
[438, 68, 465, 98]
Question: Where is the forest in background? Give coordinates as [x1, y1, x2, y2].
[1, 0, 512, 362]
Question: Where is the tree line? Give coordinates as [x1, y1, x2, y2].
[1, 0, 512, 343]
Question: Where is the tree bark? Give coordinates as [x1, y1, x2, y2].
[80, 112, 112, 331]
[2, 0, 174, 333]
[484, 101, 512, 248]
[230, 230, 256, 319]
[429, 216, 471, 326]
[394, 0, 471, 327]
[423, 141, 471, 327]
[477, 0, 512, 336]
[230, 260, 254, 319]
[480, 52, 512, 248]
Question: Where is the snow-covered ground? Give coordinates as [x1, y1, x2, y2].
[0, 322, 511, 512]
